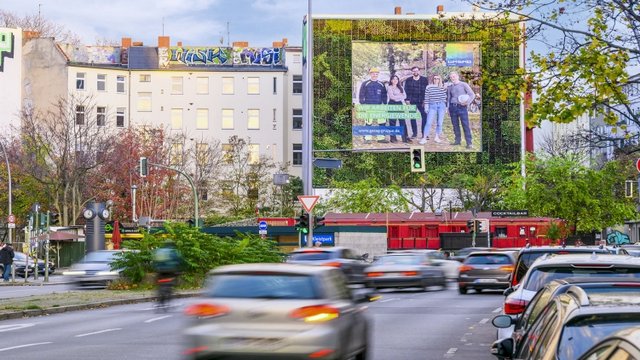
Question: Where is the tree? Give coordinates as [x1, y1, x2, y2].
[472, 0, 640, 152]
[450, 170, 504, 213]
[501, 156, 637, 234]
[0, 10, 81, 44]
[319, 178, 409, 214]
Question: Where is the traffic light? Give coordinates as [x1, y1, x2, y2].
[410, 146, 425, 173]
[139, 157, 148, 177]
[314, 215, 325, 229]
[477, 220, 487, 233]
[295, 213, 309, 234]
[50, 212, 60, 225]
[467, 219, 476, 233]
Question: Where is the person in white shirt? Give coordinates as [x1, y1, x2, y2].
[420, 74, 448, 144]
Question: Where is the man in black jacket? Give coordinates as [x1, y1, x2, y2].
[403, 66, 429, 139]
[0, 242, 15, 281]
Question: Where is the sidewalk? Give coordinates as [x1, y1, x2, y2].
[0, 269, 72, 286]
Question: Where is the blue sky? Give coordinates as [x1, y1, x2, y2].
[2, 0, 471, 47]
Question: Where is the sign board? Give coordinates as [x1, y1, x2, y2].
[259, 229, 267, 235]
[258, 221, 268, 231]
[7, 214, 15, 223]
[298, 195, 320, 213]
[636, 158, 640, 173]
[302, 234, 335, 247]
[491, 210, 528, 217]
[7, 223, 15, 229]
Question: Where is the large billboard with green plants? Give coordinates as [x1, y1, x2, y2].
[352, 41, 482, 152]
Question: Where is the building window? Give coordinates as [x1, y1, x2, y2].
[139, 74, 151, 82]
[222, 109, 234, 129]
[171, 108, 183, 130]
[247, 109, 260, 129]
[97, 74, 106, 91]
[171, 76, 183, 95]
[116, 75, 125, 93]
[116, 107, 125, 127]
[96, 106, 106, 126]
[293, 54, 301, 64]
[76, 73, 85, 90]
[273, 77, 277, 94]
[222, 77, 234, 94]
[196, 108, 209, 129]
[170, 143, 183, 166]
[247, 77, 260, 95]
[293, 143, 302, 165]
[196, 77, 209, 95]
[75, 105, 85, 125]
[222, 143, 233, 163]
[137, 92, 152, 112]
[292, 75, 302, 94]
[292, 108, 302, 129]
[249, 144, 259, 164]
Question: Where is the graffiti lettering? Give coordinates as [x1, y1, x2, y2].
[0, 31, 15, 72]
[170, 47, 231, 65]
[234, 47, 283, 66]
[168, 46, 285, 67]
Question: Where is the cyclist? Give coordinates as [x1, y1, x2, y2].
[152, 240, 183, 311]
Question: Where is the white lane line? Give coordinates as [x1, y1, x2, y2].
[446, 348, 458, 354]
[145, 315, 172, 323]
[479, 318, 489, 324]
[75, 328, 122, 338]
[379, 298, 397, 303]
[492, 307, 502, 313]
[0, 342, 52, 352]
[0, 323, 37, 333]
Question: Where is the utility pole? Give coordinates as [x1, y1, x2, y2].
[44, 211, 50, 282]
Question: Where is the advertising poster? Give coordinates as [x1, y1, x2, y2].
[352, 42, 482, 152]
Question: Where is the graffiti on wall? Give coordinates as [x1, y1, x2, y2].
[59, 44, 121, 64]
[163, 46, 285, 67]
[0, 31, 15, 72]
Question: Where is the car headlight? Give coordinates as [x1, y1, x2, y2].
[95, 271, 119, 276]
[63, 271, 86, 276]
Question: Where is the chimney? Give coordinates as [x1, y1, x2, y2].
[132, 41, 143, 46]
[158, 36, 170, 48]
[232, 41, 249, 47]
[437, 5, 444, 14]
[23, 30, 41, 41]
[121, 37, 132, 48]
[273, 41, 284, 47]
[394, 6, 402, 15]
[177, 41, 183, 47]
[282, 38, 288, 46]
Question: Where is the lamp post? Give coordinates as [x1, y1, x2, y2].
[0, 140, 12, 244]
[131, 185, 138, 222]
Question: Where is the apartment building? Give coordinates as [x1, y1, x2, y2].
[0, 28, 22, 132]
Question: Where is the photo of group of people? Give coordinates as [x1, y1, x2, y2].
[352, 42, 482, 153]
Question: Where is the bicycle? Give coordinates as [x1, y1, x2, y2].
[156, 274, 176, 312]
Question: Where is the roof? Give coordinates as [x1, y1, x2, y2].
[324, 212, 556, 225]
[128, 46, 158, 69]
[209, 263, 333, 275]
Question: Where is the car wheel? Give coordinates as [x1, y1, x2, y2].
[476, 288, 483, 293]
[458, 286, 467, 294]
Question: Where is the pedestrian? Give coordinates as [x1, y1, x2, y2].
[0, 241, 15, 282]
[402, 66, 429, 139]
[420, 74, 448, 144]
[358, 67, 388, 144]
[386, 74, 410, 144]
[446, 71, 476, 149]
[314, 241, 322, 248]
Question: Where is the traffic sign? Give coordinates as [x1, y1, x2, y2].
[259, 229, 267, 235]
[298, 195, 320, 213]
[7, 223, 15, 229]
[258, 221, 268, 231]
[7, 214, 15, 224]
[636, 158, 640, 173]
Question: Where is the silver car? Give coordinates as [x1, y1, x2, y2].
[63, 250, 124, 288]
[364, 253, 446, 291]
[182, 263, 373, 360]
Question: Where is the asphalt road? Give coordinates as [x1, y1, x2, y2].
[0, 283, 503, 359]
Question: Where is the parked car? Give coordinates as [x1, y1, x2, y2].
[498, 254, 640, 339]
[364, 253, 446, 291]
[62, 250, 125, 288]
[458, 251, 516, 294]
[286, 247, 369, 284]
[182, 263, 374, 360]
[492, 287, 640, 360]
[12, 251, 56, 277]
[492, 277, 640, 359]
[579, 326, 640, 360]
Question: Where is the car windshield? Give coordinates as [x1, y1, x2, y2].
[205, 273, 320, 299]
[82, 252, 118, 263]
[558, 314, 640, 360]
[13, 252, 28, 261]
[288, 251, 333, 261]
[524, 267, 640, 291]
[465, 254, 511, 265]
[374, 255, 422, 265]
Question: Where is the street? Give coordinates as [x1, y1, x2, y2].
[0, 283, 503, 359]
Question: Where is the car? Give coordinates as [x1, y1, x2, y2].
[492, 277, 640, 359]
[492, 287, 640, 360]
[182, 263, 374, 360]
[450, 247, 493, 262]
[364, 253, 446, 291]
[12, 251, 56, 277]
[498, 254, 640, 339]
[62, 250, 125, 288]
[509, 245, 610, 287]
[286, 247, 369, 284]
[578, 326, 640, 360]
[389, 249, 461, 279]
[457, 251, 516, 294]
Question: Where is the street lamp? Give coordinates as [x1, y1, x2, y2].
[0, 140, 12, 243]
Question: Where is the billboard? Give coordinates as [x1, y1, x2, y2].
[352, 41, 482, 152]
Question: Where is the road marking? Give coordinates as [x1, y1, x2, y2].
[460, 332, 473, 342]
[0, 323, 37, 333]
[145, 315, 172, 323]
[379, 298, 397, 303]
[493, 307, 502, 313]
[75, 328, 122, 337]
[479, 318, 489, 324]
[444, 347, 458, 357]
[0, 342, 52, 352]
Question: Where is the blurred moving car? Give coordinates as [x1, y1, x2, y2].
[458, 251, 516, 294]
[364, 253, 446, 291]
[492, 287, 640, 360]
[12, 251, 56, 277]
[578, 326, 640, 360]
[63, 250, 124, 288]
[390, 249, 461, 279]
[286, 247, 369, 284]
[450, 247, 492, 263]
[182, 263, 374, 360]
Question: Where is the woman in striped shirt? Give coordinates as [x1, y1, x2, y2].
[419, 74, 448, 144]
